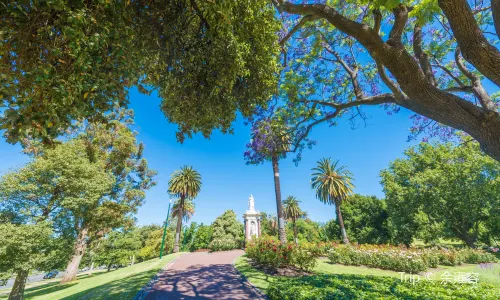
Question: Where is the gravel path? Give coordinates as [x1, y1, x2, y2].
[144, 250, 263, 300]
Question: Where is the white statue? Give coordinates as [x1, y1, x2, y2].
[248, 194, 255, 211]
[250, 220, 256, 236]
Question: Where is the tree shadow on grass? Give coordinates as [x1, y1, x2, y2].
[59, 268, 160, 300]
[24, 282, 79, 298]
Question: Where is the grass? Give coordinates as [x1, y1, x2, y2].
[234, 255, 500, 295]
[0, 253, 183, 300]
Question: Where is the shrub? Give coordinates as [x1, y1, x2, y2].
[301, 241, 338, 258]
[208, 238, 239, 252]
[246, 236, 317, 271]
[267, 274, 499, 300]
[326, 244, 496, 273]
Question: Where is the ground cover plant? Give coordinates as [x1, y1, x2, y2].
[267, 274, 499, 300]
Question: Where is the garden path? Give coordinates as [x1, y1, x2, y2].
[144, 250, 263, 300]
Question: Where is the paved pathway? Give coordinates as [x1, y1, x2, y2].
[144, 250, 263, 300]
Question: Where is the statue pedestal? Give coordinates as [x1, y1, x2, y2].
[243, 195, 261, 242]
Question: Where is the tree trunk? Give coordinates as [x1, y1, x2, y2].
[60, 227, 88, 284]
[8, 270, 28, 300]
[336, 204, 349, 244]
[89, 262, 94, 275]
[293, 218, 298, 244]
[272, 155, 287, 243]
[173, 197, 184, 253]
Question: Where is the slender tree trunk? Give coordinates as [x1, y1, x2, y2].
[8, 270, 28, 300]
[173, 197, 184, 253]
[89, 262, 94, 275]
[293, 219, 298, 244]
[336, 204, 349, 244]
[272, 155, 287, 243]
[60, 228, 88, 284]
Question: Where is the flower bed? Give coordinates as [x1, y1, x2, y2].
[246, 236, 317, 271]
[267, 274, 499, 300]
[327, 244, 497, 273]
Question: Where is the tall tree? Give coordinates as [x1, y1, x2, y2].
[0, 0, 280, 144]
[171, 199, 195, 251]
[381, 140, 500, 248]
[268, 0, 500, 162]
[311, 158, 354, 244]
[59, 112, 156, 283]
[168, 166, 202, 253]
[245, 116, 294, 243]
[283, 196, 306, 244]
[211, 210, 244, 243]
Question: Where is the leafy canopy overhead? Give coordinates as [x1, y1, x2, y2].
[0, 0, 280, 144]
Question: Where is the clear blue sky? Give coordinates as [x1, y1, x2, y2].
[0, 88, 419, 226]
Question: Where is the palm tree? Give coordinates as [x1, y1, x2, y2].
[311, 158, 354, 244]
[283, 196, 306, 244]
[168, 166, 202, 253]
[171, 198, 195, 223]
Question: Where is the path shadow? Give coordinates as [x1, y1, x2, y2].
[145, 264, 262, 300]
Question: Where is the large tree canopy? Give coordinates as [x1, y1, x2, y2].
[381, 140, 500, 247]
[0, 0, 280, 143]
[268, 0, 500, 161]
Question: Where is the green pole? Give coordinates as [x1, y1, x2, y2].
[160, 199, 172, 259]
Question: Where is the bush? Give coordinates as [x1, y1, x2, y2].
[208, 238, 240, 252]
[267, 274, 499, 300]
[326, 244, 496, 273]
[246, 236, 316, 271]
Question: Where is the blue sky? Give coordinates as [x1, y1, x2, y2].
[0, 88, 419, 226]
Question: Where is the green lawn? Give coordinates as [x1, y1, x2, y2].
[0, 253, 183, 300]
[234, 255, 500, 294]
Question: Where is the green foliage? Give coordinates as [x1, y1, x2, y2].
[267, 274, 499, 300]
[208, 238, 240, 252]
[168, 166, 202, 200]
[0, 0, 280, 144]
[246, 236, 317, 271]
[335, 195, 390, 244]
[189, 224, 212, 251]
[311, 158, 354, 206]
[0, 222, 52, 284]
[326, 244, 496, 273]
[286, 219, 326, 244]
[94, 230, 142, 269]
[211, 210, 243, 244]
[381, 141, 500, 247]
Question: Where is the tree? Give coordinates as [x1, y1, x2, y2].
[311, 158, 354, 244]
[190, 224, 212, 251]
[381, 140, 500, 248]
[0, 0, 280, 144]
[168, 166, 202, 253]
[245, 117, 292, 243]
[0, 139, 113, 298]
[0, 223, 52, 300]
[283, 196, 306, 244]
[211, 210, 244, 245]
[336, 195, 390, 245]
[94, 230, 142, 271]
[59, 114, 156, 283]
[267, 0, 500, 163]
[259, 212, 279, 237]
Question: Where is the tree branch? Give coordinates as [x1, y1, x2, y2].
[439, 0, 500, 87]
[454, 47, 497, 112]
[280, 15, 319, 45]
[387, 5, 410, 47]
[492, 0, 500, 37]
[413, 25, 437, 86]
[373, 9, 382, 34]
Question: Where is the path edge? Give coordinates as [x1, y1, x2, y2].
[232, 254, 268, 300]
[133, 253, 185, 300]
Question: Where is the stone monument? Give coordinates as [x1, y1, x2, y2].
[243, 194, 261, 241]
